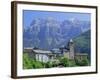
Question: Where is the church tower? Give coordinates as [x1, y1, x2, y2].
[69, 39, 75, 59]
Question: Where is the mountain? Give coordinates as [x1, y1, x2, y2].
[73, 30, 91, 57]
[23, 17, 90, 50]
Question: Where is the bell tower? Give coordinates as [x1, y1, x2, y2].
[69, 39, 74, 59]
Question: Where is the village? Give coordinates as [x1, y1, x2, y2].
[23, 39, 89, 68]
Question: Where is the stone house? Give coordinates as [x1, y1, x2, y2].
[24, 48, 54, 62]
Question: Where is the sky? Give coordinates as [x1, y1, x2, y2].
[23, 10, 91, 28]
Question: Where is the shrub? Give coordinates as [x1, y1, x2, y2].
[45, 61, 53, 68]
[69, 59, 77, 67]
[32, 61, 44, 68]
[23, 53, 33, 69]
[23, 53, 44, 69]
[59, 57, 69, 67]
[81, 58, 89, 66]
[75, 58, 89, 66]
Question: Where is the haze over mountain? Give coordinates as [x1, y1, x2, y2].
[23, 17, 90, 50]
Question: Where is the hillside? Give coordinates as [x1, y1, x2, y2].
[73, 30, 91, 57]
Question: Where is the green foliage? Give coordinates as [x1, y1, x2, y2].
[74, 30, 90, 54]
[23, 53, 44, 69]
[23, 53, 89, 69]
[75, 57, 89, 66]
[81, 59, 89, 66]
[32, 61, 44, 69]
[68, 59, 77, 67]
[52, 60, 60, 67]
[23, 53, 33, 69]
[45, 61, 53, 68]
[59, 57, 69, 67]
[45, 60, 60, 68]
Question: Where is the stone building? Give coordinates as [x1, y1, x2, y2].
[24, 39, 88, 62]
[24, 48, 54, 63]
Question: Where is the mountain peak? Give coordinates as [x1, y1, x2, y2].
[24, 18, 90, 50]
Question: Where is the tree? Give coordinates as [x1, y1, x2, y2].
[59, 57, 69, 67]
[69, 59, 76, 67]
[75, 57, 89, 66]
[23, 53, 33, 69]
[23, 53, 44, 69]
[45, 61, 53, 68]
[81, 58, 89, 66]
[32, 61, 44, 68]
